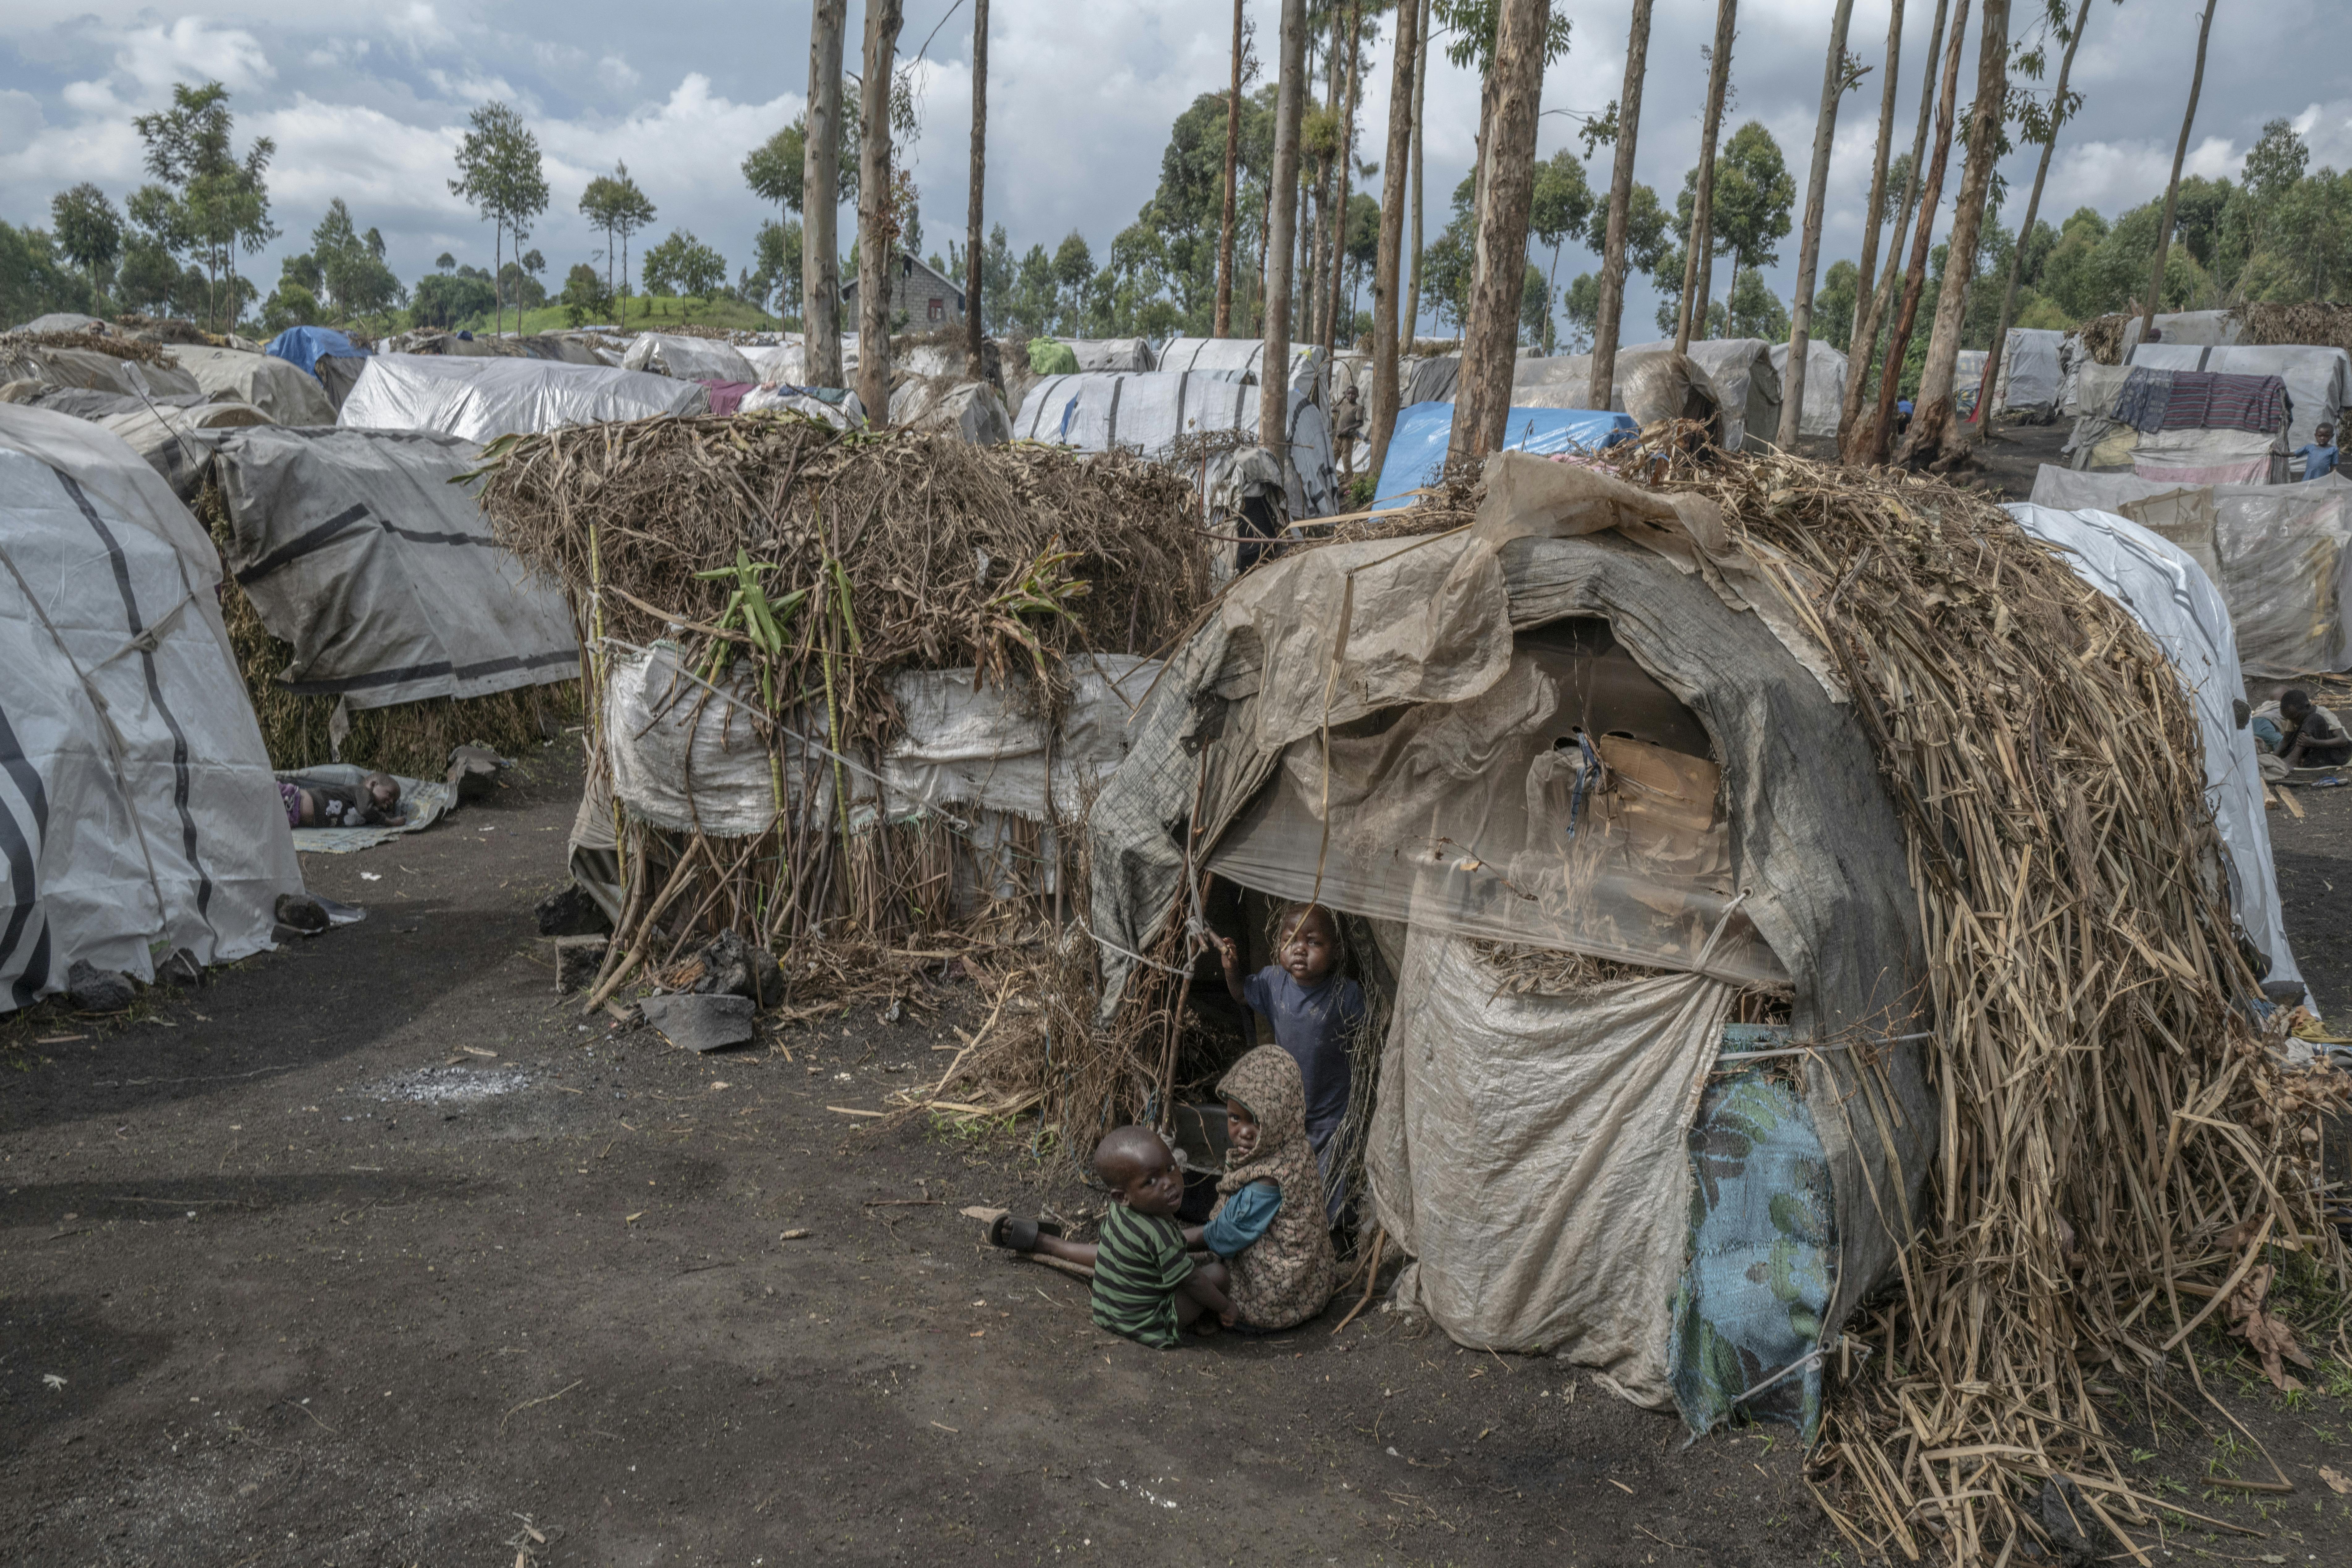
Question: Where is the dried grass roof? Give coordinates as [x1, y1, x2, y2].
[0, 328, 178, 367]
[2228, 299, 2352, 355]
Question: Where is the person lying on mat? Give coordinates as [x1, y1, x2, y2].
[990, 1051, 1337, 1334]
[993, 1126, 1233, 1347]
[278, 772, 405, 830]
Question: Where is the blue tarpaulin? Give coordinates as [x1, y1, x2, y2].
[1371, 402, 1637, 511]
[265, 327, 369, 379]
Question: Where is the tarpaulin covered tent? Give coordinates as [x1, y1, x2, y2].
[0, 338, 201, 400]
[1089, 453, 1928, 1420]
[1766, 340, 1848, 436]
[620, 332, 760, 383]
[0, 404, 299, 1009]
[1371, 402, 1638, 509]
[265, 326, 368, 378]
[1512, 338, 1783, 451]
[2127, 341, 2349, 453]
[1401, 354, 1461, 406]
[1011, 369, 1340, 517]
[1054, 338, 1156, 373]
[205, 426, 579, 711]
[2007, 501, 2300, 990]
[1154, 337, 1325, 399]
[338, 354, 710, 443]
[168, 345, 336, 426]
[1994, 328, 2066, 412]
[2028, 464, 2352, 676]
[97, 399, 273, 498]
[887, 377, 1010, 445]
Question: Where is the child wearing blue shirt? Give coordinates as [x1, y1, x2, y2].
[1214, 901, 1363, 1167]
[2295, 422, 2337, 481]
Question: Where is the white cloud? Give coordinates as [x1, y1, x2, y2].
[597, 55, 642, 93]
[114, 19, 275, 95]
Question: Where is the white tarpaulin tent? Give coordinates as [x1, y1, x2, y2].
[206, 426, 580, 711]
[618, 333, 759, 383]
[1766, 340, 1848, 436]
[1011, 369, 1340, 516]
[1055, 338, 1156, 373]
[339, 354, 710, 443]
[0, 404, 299, 1009]
[1995, 328, 2066, 411]
[2126, 341, 2350, 452]
[2028, 465, 2352, 676]
[1154, 337, 1324, 399]
[1513, 338, 1783, 451]
[167, 345, 337, 426]
[2007, 502, 2300, 989]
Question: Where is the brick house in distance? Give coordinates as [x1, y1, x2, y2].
[840, 252, 966, 328]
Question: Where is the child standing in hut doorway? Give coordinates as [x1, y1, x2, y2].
[1215, 902, 1362, 1183]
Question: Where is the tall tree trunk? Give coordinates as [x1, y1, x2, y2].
[1368, 0, 1420, 476]
[1977, 0, 2089, 421]
[1675, 0, 1736, 354]
[1841, 0, 1946, 455]
[1776, 0, 1859, 449]
[1895, 0, 2008, 466]
[1263, 0, 1308, 449]
[1865, 0, 1973, 464]
[2139, 1, 2216, 337]
[804, 0, 848, 387]
[964, 0, 988, 379]
[1214, 0, 1246, 337]
[1451, 0, 1549, 460]
[855, 0, 904, 423]
[1834, 0, 1909, 442]
[1324, 2, 1363, 362]
[1404, 0, 1430, 350]
[494, 221, 505, 338]
[1589, 0, 1655, 410]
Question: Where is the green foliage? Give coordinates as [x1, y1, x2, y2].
[1813, 258, 1860, 351]
[579, 162, 657, 304]
[114, 233, 181, 316]
[259, 281, 319, 334]
[497, 258, 549, 312]
[1433, 0, 1573, 75]
[49, 183, 121, 300]
[410, 270, 498, 328]
[559, 262, 612, 327]
[1530, 149, 1595, 250]
[642, 229, 729, 303]
[750, 219, 803, 320]
[130, 80, 278, 332]
[1560, 271, 1601, 354]
[1518, 261, 1549, 347]
[1709, 121, 1796, 282]
[0, 221, 94, 323]
[307, 198, 404, 323]
[449, 100, 549, 329]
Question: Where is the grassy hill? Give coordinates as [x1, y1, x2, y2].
[451, 294, 788, 337]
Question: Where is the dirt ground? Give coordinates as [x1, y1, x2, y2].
[6, 748, 2352, 1567]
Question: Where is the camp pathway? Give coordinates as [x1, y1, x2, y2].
[2, 753, 2348, 1566]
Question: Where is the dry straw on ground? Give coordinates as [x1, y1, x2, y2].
[2228, 300, 2352, 355]
[477, 413, 1213, 1134]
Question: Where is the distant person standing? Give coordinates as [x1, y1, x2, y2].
[2295, 421, 2338, 481]
[1330, 384, 1365, 482]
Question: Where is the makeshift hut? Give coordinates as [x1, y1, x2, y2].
[98, 399, 273, 498]
[2029, 464, 2352, 676]
[1079, 435, 2338, 1557]
[2006, 500, 2300, 992]
[192, 424, 578, 774]
[0, 404, 299, 1009]
[1052, 338, 1156, 373]
[1512, 338, 1783, 451]
[2230, 300, 2352, 357]
[1400, 354, 1461, 406]
[1766, 340, 1848, 436]
[1011, 370, 1341, 519]
[887, 377, 1010, 445]
[337, 354, 710, 444]
[1991, 326, 2065, 413]
[2079, 308, 2244, 365]
[0, 330, 201, 400]
[1953, 349, 1988, 415]
[471, 419, 1214, 1016]
[2127, 340, 2349, 454]
[168, 344, 337, 426]
[1153, 337, 1325, 400]
[265, 325, 369, 378]
[620, 332, 760, 383]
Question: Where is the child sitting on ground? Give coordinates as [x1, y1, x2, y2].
[997, 1126, 1235, 1348]
[1215, 902, 1362, 1183]
[279, 773, 405, 831]
[1200, 1045, 1338, 1330]
[990, 1053, 1336, 1334]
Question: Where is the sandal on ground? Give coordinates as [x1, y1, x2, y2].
[986, 1214, 1062, 1252]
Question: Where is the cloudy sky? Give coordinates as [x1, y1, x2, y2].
[4, 1, 2348, 329]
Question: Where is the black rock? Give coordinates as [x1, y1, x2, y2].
[554, 934, 608, 994]
[66, 960, 136, 1013]
[637, 993, 757, 1053]
[688, 930, 784, 1008]
[155, 948, 204, 988]
[534, 882, 612, 938]
[2038, 1477, 2117, 1566]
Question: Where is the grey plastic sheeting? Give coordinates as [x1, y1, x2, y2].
[1152, 337, 1325, 399]
[1012, 370, 1340, 517]
[0, 404, 299, 1010]
[621, 333, 760, 382]
[338, 353, 709, 443]
[0, 341, 201, 400]
[2007, 502, 2299, 989]
[168, 345, 337, 426]
[1996, 328, 2067, 411]
[1091, 455, 1932, 1353]
[1513, 338, 1784, 451]
[1767, 340, 1849, 435]
[2028, 466, 2352, 677]
[207, 426, 579, 710]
